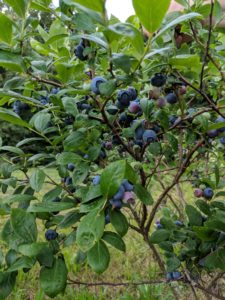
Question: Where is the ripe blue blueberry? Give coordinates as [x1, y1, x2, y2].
[151, 73, 167, 87]
[207, 129, 218, 138]
[93, 175, 101, 185]
[127, 86, 137, 100]
[91, 76, 107, 94]
[75, 43, 88, 61]
[166, 272, 173, 281]
[135, 124, 145, 140]
[40, 96, 49, 105]
[157, 97, 166, 108]
[220, 137, 225, 145]
[110, 199, 123, 209]
[174, 220, 183, 227]
[169, 115, 177, 126]
[155, 223, 163, 229]
[113, 185, 125, 201]
[117, 90, 132, 107]
[172, 271, 182, 280]
[128, 101, 141, 114]
[67, 163, 75, 171]
[45, 229, 58, 241]
[203, 187, 214, 200]
[105, 214, 110, 224]
[122, 179, 134, 192]
[51, 88, 60, 94]
[166, 93, 178, 104]
[143, 130, 157, 143]
[216, 116, 225, 132]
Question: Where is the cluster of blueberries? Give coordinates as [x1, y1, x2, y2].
[12, 100, 30, 116]
[92, 174, 135, 223]
[194, 187, 214, 200]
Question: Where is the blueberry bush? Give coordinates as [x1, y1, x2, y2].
[1, 0, 225, 298]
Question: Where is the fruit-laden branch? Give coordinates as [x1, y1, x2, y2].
[145, 138, 204, 232]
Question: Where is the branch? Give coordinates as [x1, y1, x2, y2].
[27, 71, 64, 88]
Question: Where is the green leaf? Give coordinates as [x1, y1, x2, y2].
[56, 152, 81, 165]
[40, 258, 68, 298]
[70, 34, 108, 49]
[72, 163, 89, 185]
[99, 80, 116, 97]
[82, 185, 102, 203]
[169, 55, 201, 70]
[16, 137, 44, 147]
[27, 202, 74, 213]
[0, 146, 24, 156]
[0, 50, 25, 72]
[110, 210, 128, 237]
[11, 209, 37, 243]
[185, 205, 203, 226]
[4, 194, 35, 205]
[166, 256, 181, 272]
[195, 200, 211, 215]
[34, 113, 51, 132]
[132, 0, 171, 34]
[102, 231, 126, 252]
[100, 160, 136, 198]
[204, 248, 225, 270]
[64, 131, 86, 152]
[68, 0, 105, 13]
[150, 229, 170, 244]
[0, 271, 17, 299]
[30, 169, 46, 192]
[62, 98, 78, 117]
[7, 256, 36, 272]
[0, 108, 31, 128]
[87, 240, 110, 273]
[18, 243, 49, 257]
[0, 13, 13, 44]
[134, 184, 153, 205]
[76, 210, 105, 252]
[3, 0, 28, 17]
[58, 210, 82, 229]
[153, 12, 202, 41]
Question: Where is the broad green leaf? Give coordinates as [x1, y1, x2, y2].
[132, 0, 171, 34]
[87, 240, 110, 273]
[40, 258, 68, 298]
[64, 131, 86, 152]
[0, 50, 25, 72]
[204, 248, 225, 270]
[166, 256, 181, 272]
[11, 209, 37, 243]
[185, 205, 203, 226]
[134, 184, 153, 205]
[67, 0, 105, 13]
[4, 194, 35, 205]
[30, 169, 46, 192]
[169, 55, 201, 70]
[82, 185, 102, 203]
[3, 0, 28, 17]
[27, 202, 74, 213]
[0, 13, 13, 44]
[58, 210, 82, 229]
[0, 146, 24, 156]
[62, 98, 78, 117]
[7, 256, 36, 272]
[76, 210, 105, 252]
[70, 34, 108, 49]
[18, 243, 49, 257]
[150, 229, 170, 244]
[110, 210, 128, 237]
[153, 12, 202, 41]
[34, 113, 51, 132]
[102, 231, 126, 252]
[56, 152, 81, 165]
[16, 137, 44, 147]
[0, 271, 17, 299]
[0, 108, 31, 128]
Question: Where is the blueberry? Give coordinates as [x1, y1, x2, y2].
[40, 96, 49, 105]
[135, 124, 145, 140]
[134, 139, 143, 147]
[203, 187, 214, 200]
[51, 88, 60, 94]
[91, 76, 107, 94]
[207, 129, 218, 138]
[179, 85, 187, 95]
[172, 271, 182, 280]
[65, 176, 72, 186]
[169, 115, 177, 126]
[122, 191, 135, 204]
[113, 185, 125, 201]
[110, 199, 123, 209]
[194, 188, 203, 198]
[166, 272, 173, 281]
[112, 135, 120, 145]
[80, 103, 92, 112]
[118, 112, 134, 127]
[166, 93, 178, 104]
[174, 220, 183, 227]
[155, 223, 163, 229]
[122, 179, 134, 192]
[127, 87, 137, 100]
[45, 229, 58, 241]
[117, 90, 132, 107]
[99, 150, 107, 159]
[128, 101, 141, 114]
[215, 116, 225, 132]
[93, 175, 101, 185]
[67, 163, 75, 171]
[151, 73, 167, 87]
[105, 214, 110, 224]
[64, 115, 74, 125]
[220, 137, 225, 145]
[75, 43, 88, 61]
[143, 130, 157, 143]
[104, 141, 113, 150]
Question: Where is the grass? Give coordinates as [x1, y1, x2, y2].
[1, 168, 194, 299]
